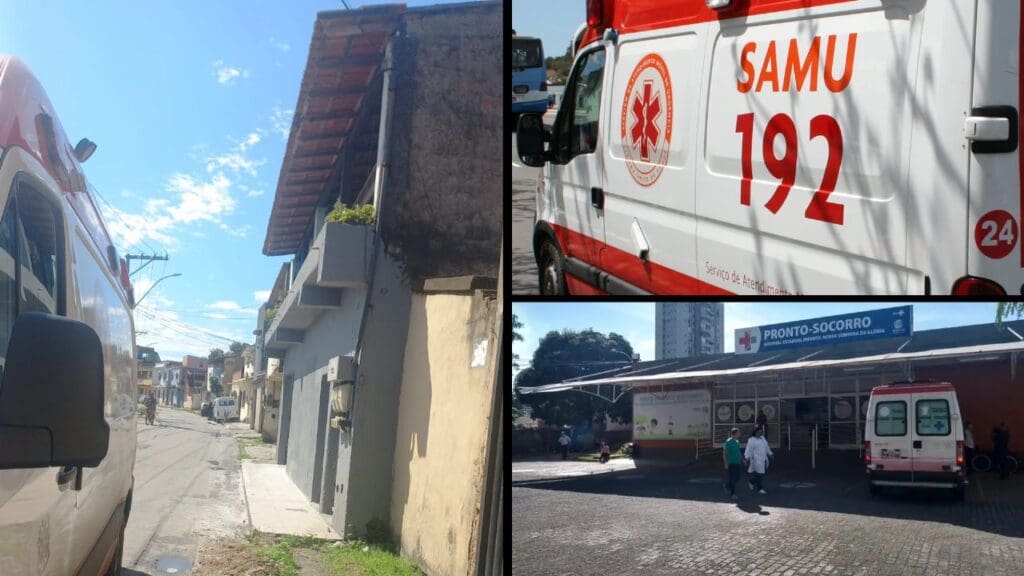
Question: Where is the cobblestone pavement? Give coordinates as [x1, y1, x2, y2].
[513, 457, 1024, 576]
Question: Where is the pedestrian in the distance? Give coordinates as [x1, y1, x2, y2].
[994, 421, 1011, 479]
[744, 426, 773, 494]
[722, 427, 743, 500]
[963, 421, 975, 478]
[599, 441, 611, 464]
[756, 408, 769, 440]
[558, 430, 571, 460]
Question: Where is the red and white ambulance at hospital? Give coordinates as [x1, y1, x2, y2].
[517, 0, 1024, 295]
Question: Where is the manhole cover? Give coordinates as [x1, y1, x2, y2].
[779, 482, 816, 489]
[688, 477, 722, 484]
[155, 554, 192, 574]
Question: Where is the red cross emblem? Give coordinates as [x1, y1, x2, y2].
[620, 53, 672, 187]
[630, 80, 661, 162]
[739, 331, 757, 351]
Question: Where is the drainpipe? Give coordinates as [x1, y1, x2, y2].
[347, 28, 400, 435]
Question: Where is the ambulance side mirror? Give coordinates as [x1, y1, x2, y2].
[517, 113, 547, 167]
[0, 313, 109, 470]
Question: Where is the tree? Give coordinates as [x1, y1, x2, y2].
[996, 303, 1024, 327]
[515, 328, 635, 427]
[228, 341, 247, 356]
[545, 41, 574, 85]
[208, 375, 222, 396]
[512, 314, 525, 421]
[208, 348, 225, 363]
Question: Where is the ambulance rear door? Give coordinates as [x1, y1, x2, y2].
[695, 1, 941, 294]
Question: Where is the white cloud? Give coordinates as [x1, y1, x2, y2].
[238, 131, 262, 151]
[207, 300, 258, 315]
[247, 188, 266, 198]
[206, 152, 265, 177]
[254, 290, 271, 302]
[212, 60, 250, 85]
[269, 37, 291, 53]
[270, 107, 294, 140]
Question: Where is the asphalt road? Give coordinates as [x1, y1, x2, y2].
[513, 456, 1024, 576]
[124, 407, 248, 575]
[511, 132, 540, 295]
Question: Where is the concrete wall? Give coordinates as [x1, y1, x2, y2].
[283, 287, 365, 502]
[389, 290, 499, 576]
[380, 2, 502, 283]
[331, 252, 411, 537]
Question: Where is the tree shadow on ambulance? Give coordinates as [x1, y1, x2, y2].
[864, 380, 967, 501]
[519, 0, 1024, 296]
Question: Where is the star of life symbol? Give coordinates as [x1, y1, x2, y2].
[631, 80, 661, 162]
[620, 53, 672, 187]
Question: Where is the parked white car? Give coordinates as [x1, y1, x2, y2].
[212, 397, 239, 422]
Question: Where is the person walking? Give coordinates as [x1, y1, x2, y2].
[599, 441, 611, 464]
[558, 430, 572, 460]
[744, 426, 773, 494]
[722, 428, 743, 499]
[756, 409, 769, 440]
[963, 421, 975, 478]
[994, 422, 1011, 479]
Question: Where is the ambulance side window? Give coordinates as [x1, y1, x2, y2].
[555, 48, 605, 161]
[874, 401, 906, 436]
[916, 399, 950, 436]
[0, 205, 17, 374]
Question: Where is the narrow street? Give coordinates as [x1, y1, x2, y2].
[124, 408, 248, 575]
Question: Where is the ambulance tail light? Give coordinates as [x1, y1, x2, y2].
[956, 440, 964, 466]
[586, 0, 607, 31]
[864, 441, 871, 464]
[540, 81, 547, 92]
[952, 276, 1006, 295]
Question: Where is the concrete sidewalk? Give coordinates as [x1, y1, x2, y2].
[241, 462, 340, 540]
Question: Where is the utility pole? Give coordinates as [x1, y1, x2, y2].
[125, 252, 169, 278]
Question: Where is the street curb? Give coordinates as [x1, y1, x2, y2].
[239, 461, 256, 533]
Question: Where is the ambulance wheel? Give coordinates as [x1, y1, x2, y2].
[537, 240, 567, 295]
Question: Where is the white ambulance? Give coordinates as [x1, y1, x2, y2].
[518, 0, 1024, 295]
[864, 381, 966, 500]
[0, 56, 137, 574]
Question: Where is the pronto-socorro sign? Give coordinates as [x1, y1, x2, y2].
[735, 306, 912, 354]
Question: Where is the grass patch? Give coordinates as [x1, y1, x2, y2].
[246, 532, 422, 576]
[322, 540, 423, 575]
[237, 439, 252, 460]
[574, 451, 629, 462]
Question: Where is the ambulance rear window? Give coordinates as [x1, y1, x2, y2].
[875, 401, 906, 436]
[916, 399, 950, 436]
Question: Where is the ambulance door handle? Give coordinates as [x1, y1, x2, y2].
[913, 440, 922, 449]
[631, 219, 650, 261]
[966, 106, 1018, 153]
[590, 187, 604, 210]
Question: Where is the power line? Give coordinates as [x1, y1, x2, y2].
[139, 306, 248, 345]
[134, 308, 240, 347]
[90, 185, 161, 255]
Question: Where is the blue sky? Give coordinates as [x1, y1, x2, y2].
[513, 302, 1005, 378]
[0, 0, 471, 360]
[512, 0, 584, 59]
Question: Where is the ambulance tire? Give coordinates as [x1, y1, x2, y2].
[537, 239, 567, 295]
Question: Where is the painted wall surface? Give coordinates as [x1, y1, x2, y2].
[283, 288, 364, 501]
[916, 362, 1024, 451]
[381, 2, 502, 283]
[390, 291, 498, 576]
[332, 252, 411, 537]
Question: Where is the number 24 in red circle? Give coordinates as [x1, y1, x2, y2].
[736, 112, 845, 225]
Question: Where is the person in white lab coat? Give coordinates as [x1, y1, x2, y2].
[744, 426, 773, 494]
